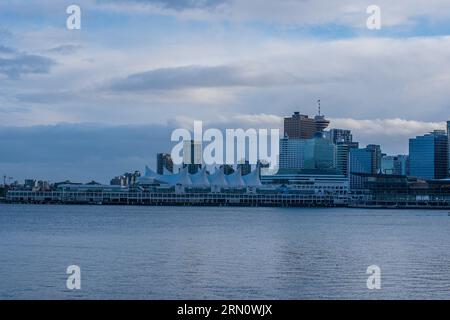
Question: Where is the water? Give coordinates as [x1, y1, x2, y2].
[1, 204, 450, 300]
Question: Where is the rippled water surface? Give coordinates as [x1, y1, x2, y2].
[1, 204, 450, 299]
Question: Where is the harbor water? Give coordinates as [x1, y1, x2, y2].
[0, 204, 449, 299]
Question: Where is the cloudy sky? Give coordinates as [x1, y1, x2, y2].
[1, 0, 450, 183]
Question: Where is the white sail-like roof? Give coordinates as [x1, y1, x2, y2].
[191, 167, 210, 186]
[225, 167, 246, 187]
[174, 167, 192, 186]
[242, 168, 262, 186]
[136, 176, 157, 184]
[140, 165, 191, 186]
[145, 165, 157, 177]
[209, 167, 228, 186]
[139, 165, 262, 188]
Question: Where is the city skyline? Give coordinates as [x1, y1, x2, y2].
[1, 1, 450, 182]
[2, 110, 449, 184]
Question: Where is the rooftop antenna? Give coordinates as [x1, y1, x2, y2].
[317, 99, 321, 115]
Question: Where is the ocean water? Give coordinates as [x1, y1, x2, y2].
[0, 204, 450, 300]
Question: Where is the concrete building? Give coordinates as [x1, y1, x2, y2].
[284, 112, 316, 139]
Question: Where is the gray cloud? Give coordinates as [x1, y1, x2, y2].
[46, 44, 82, 55]
[0, 45, 15, 54]
[15, 91, 74, 104]
[0, 46, 55, 79]
[0, 28, 12, 40]
[0, 123, 174, 182]
[0, 106, 30, 114]
[107, 64, 299, 91]
[96, 0, 450, 28]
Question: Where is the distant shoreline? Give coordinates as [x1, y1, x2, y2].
[3, 198, 450, 210]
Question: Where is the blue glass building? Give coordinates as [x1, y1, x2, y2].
[349, 148, 373, 189]
[409, 130, 448, 180]
[448, 121, 450, 177]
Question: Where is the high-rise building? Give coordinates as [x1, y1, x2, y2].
[349, 148, 374, 189]
[284, 112, 316, 139]
[110, 176, 125, 186]
[281, 108, 334, 170]
[110, 171, 141, 186]
[237, 160, 252, 176]
[157, 153, 174, 175]
[24, 179, 37, 189]
[279, 137, 306, 169]
[183, 140, 202, 174]
[447, 121, 450, 177]
[366, 144, 382, 174]
[409, 130, 448, 180]
[303, 136, 336, 170]
[220, 164, 235, 175]
[396, 155, 409, 176]
[381, 155, 409, 176]
[381, 156, 396, 175]
[279, 135, 336, 170]
[335, 143, 350, 176]
[324, 128, 358, 177]
[326, 128, 359, 148]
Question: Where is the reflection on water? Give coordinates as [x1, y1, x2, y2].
[0, 204, 450, 299]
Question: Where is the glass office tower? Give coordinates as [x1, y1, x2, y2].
[448, 121, 450, 177]
[409, 130, 448, 180]
[349, 148, 373, 189]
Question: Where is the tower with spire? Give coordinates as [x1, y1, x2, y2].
[314, 99, 330, 136]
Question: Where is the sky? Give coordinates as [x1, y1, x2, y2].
[1, 0, 450, 183]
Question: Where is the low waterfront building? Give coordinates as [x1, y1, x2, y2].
[261, 168, 348, 195]
[349, 172, 450, 208]
[137, 165, 263, 193]
[57, 183, 129, 192]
